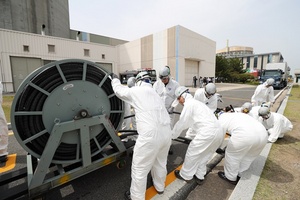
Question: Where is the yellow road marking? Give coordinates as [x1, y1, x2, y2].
[0, 154, 17, 173]
[145, 135, 229, 199]
[145, 165, 182, 199]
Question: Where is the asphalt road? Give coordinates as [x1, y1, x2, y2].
[0, 83, 281, 200]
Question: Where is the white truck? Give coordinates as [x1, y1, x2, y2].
[260, 62, 290, 89]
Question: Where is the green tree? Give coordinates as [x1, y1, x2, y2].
[228, 57, 244, 74]
[215, 55, 251, 83]
[216, 55, 230, 82]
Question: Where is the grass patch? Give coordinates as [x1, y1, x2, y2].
[283, 85, 300, 121]
[253, 84, 300, 199]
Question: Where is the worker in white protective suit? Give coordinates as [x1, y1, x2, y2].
[153, 66, 180, 155]
[194, 83, 218, 112]
[251, 78, 275, 106]
[235, 102, 260, 121]
[111, 72, 172, 200]
[185, 83, 218, 140]
[258, 106, 293, 143]
[121, 77, 137, 141]
[217, 112, 268, 185]
[172, 86, 224, 185]
[0, 82, 9, 163]
[153, 66, 180, 128]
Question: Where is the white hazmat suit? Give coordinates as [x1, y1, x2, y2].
[0, 82, 8, 159]
[259, 112, 293, 143]
[153, 78, 180, 128]
[172, 93, 224, 180]
[111, 78, 172, 200]
[218, 113, 268, 181]
[194, 88, 218, 112]
[185, 88, 218, 139]
[251, 81, 275, 106]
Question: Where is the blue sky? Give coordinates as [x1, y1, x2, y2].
[69, 0, 300, 76]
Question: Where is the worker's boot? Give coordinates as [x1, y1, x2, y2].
[174, 170, 193, 183]
[218, 171, 237, 185]
[193, 175, 204, 185]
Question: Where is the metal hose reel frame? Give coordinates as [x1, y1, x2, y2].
[11, 59, 124, 164]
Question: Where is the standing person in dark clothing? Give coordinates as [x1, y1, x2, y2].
[203, 77, 207, 86]
[193, 76, 198, 88]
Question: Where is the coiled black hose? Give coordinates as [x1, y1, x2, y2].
[13, 61, 123, 162]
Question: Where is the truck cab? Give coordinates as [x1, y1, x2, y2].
[260, 69, 286, 89]
[259, 62, 289, 89]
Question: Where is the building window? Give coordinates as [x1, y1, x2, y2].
[247, 57, 250, 69]
[23, 45, 29, 52]
[261, 56, 264, 70]
[48, 44, 55, 53]
[268, 54, 272, 63]
[102, 54, 105, 59]
[84, 49, 90, 57]
[279, 55, 284, 62]
[254, 56, 258, 69]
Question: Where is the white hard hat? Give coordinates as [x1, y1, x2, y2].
[159, 66, 170, 78]
[165, 66, 170, 74]
[258, 106, 271, 118]
[135, 71, 151, 83]
[205, 83, 216, 95]
[175, 86, 189, 98]
[127, 77, 136, 88]
[266, 78, 275, 86]
[241, 102, 252, 113]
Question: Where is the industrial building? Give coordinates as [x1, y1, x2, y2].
[217, 45, 286, 74]
[0, 0, 216, 92]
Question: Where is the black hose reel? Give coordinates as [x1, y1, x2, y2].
[10, 59, 126, 196]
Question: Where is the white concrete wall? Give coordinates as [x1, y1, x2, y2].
[153, 30, 168, 74]
[178, 26, 216, 79]
[117, 39, 141, 74]
[0, 29, 117, 92]
[117, 25, 216, 86]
